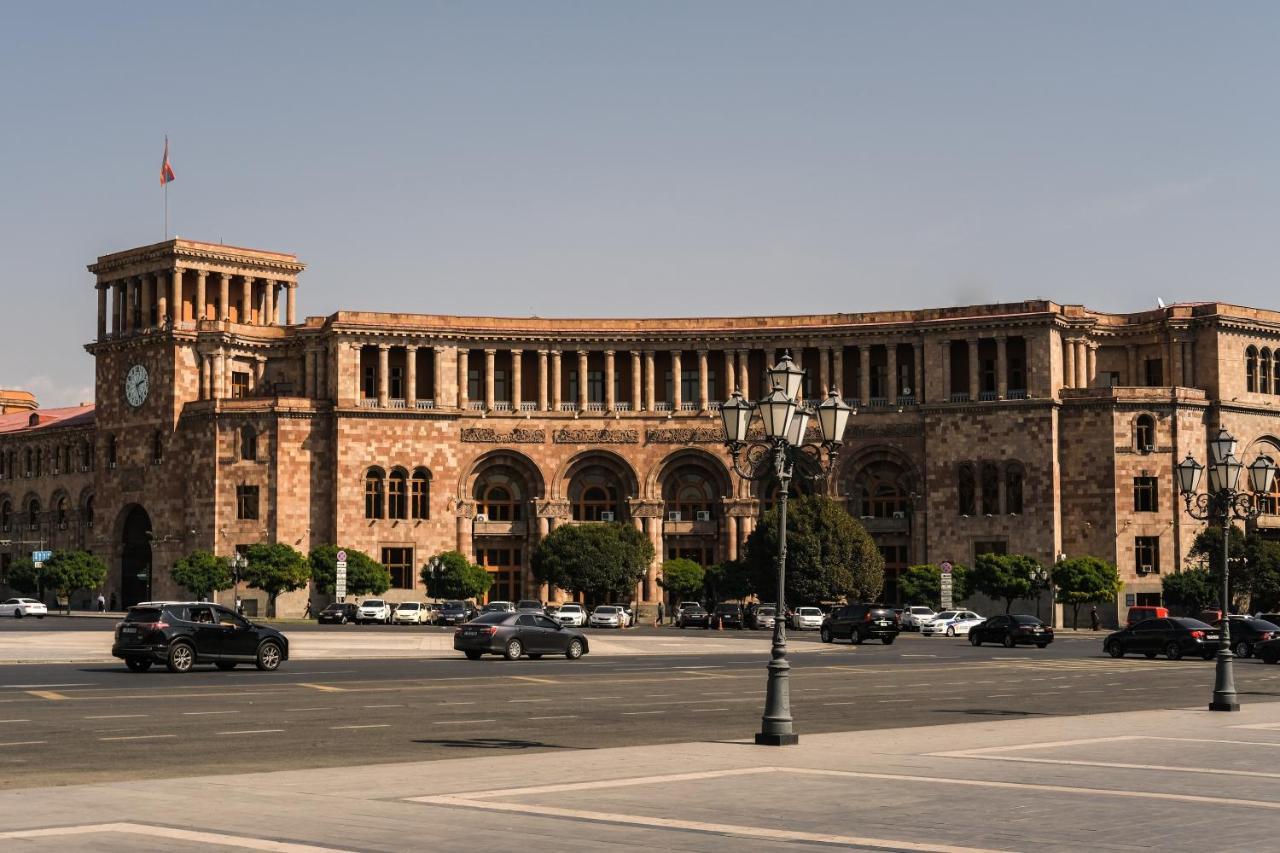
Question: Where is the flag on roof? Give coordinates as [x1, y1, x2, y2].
[160, 136, 176, 186]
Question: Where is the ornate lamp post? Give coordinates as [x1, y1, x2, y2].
[231, 553, 248, 615]
[1175, 428, 1276, 712]
[720, 353, 853, 745]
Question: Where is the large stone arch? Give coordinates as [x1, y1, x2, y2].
[115, 504, 153, 608]
[838, 444, 922, 514]
[645, 448, 734, 502]
[460, 449, 547, 506]
[551, 449, 640, 501]
[554, 450, 640, 523]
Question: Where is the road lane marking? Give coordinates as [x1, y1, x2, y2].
[985, 695, 1015, 699]
[508, 698, 551, 703]
[0, 719, 31, 723]
[581, 696, 622, 700]
[26, 690, 69, 701]
[285, 707, 327, 712]
[98, 734, 177, 741]
[823, 701, 856, 706]
[528, 715, 578, 721]
[362, 704, 405, 709]
[433, 719, 496, 725]
[878, 699, 910, 703]
[0, 683, 94, 689]
[0, 822, 356, 851]
[621, 710, 663, 715]
[439, 701, 476, 705]
[218, 729, 285, 735]
[184, 710, 240, 715]
[85, 714, 150, 719]
[510, 675, 559, 684]
[690, 708, 729, 712]
[330, 724, 391, 730]
[298, 683, 347, 692]
[0, 741, 46, 747]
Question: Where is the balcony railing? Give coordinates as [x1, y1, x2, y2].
[1008, 389, 1028, 400]
[493, 401, 513, 412]
[415, 399, 435, 410]
[388, 398, 407, 409]
[359, 398, 377, 408]
[680, 401, 698, 411]
[978, 391, 998, 401]
[520, 401, 539, 412]
[467, 401, 485, 411]
[615, 402, 631, 412]
[654, 402, 673, 412]
[559, 402, 577, 412]
[707, 401, 720, 412]
[949, 392, 971, 403]
[586, 401, 605, 412]
[898, 395, 917, 406]
[868, 397, 889, 408]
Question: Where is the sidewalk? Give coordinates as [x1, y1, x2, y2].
[2, 699, 1278, 851]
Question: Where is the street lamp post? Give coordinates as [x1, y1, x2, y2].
[1175, 428, 1276, 712]
[232, 553, 248, 615]
[720, 353, 853, 746]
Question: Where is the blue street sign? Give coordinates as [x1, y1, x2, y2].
[32, 550, 52, 564]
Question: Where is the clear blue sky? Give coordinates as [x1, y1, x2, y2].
[3, 1, 1279, 406]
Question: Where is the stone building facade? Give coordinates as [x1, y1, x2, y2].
[3, 237, 1280, 623]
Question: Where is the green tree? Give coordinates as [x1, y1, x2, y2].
[170, 551, 233, 599]
[309, 546, 391, 597]
[240, 543, 310, 617]
[1242, 536, 1280, 612]
[968, 553, 1042, 613]
[743, 495, 883, 605]
[531, 523, 654, 603]
[1188, 524, 1248, 609]
[897, 564, 971, 608]
[1162, 567, 1218, 616]
[704, 559, 753, 603]
[421, 551, 493, 601]
[5, 556, 41, 596]
[42, 550, 108, 605]
[1052, 556, 1123, 629]
[658, 558, 705, 601]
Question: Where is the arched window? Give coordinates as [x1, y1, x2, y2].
[27, 497, 41, 528]
[852, 463, 910, 519]
[1136, 415, 1155, 452]
[83, 494, 95, 527]
[569, 464, 626, 522]
[56, 495, 68, 527]
[364, 468, 385, 519]
[662, 465, 719, 519]
[981, 463, 1000, 515]
[473, 464, 529, 522]
[106, 435, 117, 468]
[240, 425, 258, 461]
[1263, 349, 1273, 395]
[387, 469, 408, 520]
[411, 468, 430, 519]
[24, 449, 33, 477]
[1247, 346, 1258, 392]
[479, 484, 517, 521]
[958, 464, 976, 516]
[0, 499, 11, 529]
[1006, 463, 1024, 514]
[81, 440, 92, 471]
[153, 431, 164, 464]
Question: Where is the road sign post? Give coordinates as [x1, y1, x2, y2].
[939, 561, 954, 610]
[335, 550, 348, 601]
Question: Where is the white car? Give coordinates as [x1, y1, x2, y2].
[357, 598, 391, 624]
[608, 604, 633, 627]
[923, 610, 984, 637]
[390, 601, 427, 624]
[790, 606, 824, 630]
[555, 603, 587, 627]
[0, 597, 47, 619]
[589, 605, 624, 629]
[900, 606, 936, 631]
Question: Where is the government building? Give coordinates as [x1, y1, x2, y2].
[2, 237, 1279, 624]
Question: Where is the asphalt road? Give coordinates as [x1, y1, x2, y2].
[3, 630, 1280, 790]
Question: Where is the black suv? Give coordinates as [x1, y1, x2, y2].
[820, 603, 899, 645]
[710, 603, 744, 629]
[318, 602, 358, 624]
[677, 603, 710, 628]
[112, 602, 289, 673]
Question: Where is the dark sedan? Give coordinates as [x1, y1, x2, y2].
[677, 604, 711, 629]
[711, 603, 744, 629]
[1104, 617, 1220, 661]
[969, 614, 1054, 648]
[1257, 637, 1280, 664]
[1214, 617, 1279, 658]
[317, 602, 358, 624]
[437, 600, 477, 626]
[454, 611, 588, 660]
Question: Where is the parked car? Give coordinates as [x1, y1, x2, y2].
[922, 610, 984, 637]
[391, 601, 430, 624]
[820, 603, 899, 645]
[437, 600, 476, 626]
[678, 603, 711, 629]
[515, 599, 544, 612]
[454, 611, 589, 660]
[608, 603, 634, 627]
[1257, 636, 1280, 664]
[1126, 605, 1170, 627]
[900, 606, 935, 632]
[589, 605, 625, 629]
[112, 602, 288, 673]
[790, 606, 824, 631]
[356, 599, 391, 624]
[969, 614, 1054, 648]
[0, 597, 47, 619]
[482, 601, 515, 614]
[1104, 617, 1220, 660]
[711, 603, 744, 629]
[750, 606, 777, 630]
[554, 603, 587, 627]
[317, 602, 357, 624]
[1213, 616, 1280, 658]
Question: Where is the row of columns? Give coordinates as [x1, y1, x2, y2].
[1062, 337, 1098, 390]
[939, 336, 1021, 401]
[96, 270, 298, 340]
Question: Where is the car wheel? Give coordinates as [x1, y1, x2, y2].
[946, 626, 955, 637]
[1106, 640, 1124, 658]
[166, 642, 196, 673]
[1234, 641, 1253, 659]
[1002, 634, 1016, 649]
[566, 638, 585, 660]
[504, 639, 523, 660]
[125, 657, 152, 672]
[1165, 642, 1183, 661]
[970, 632, 981, 646]
[1261, 650, 1278, 664]
[215, 661, 237, 671]
[14, 609, 23, 619]
[820, 626, 832, 644]
[256, 641, 283, 671]
[465, 650, 483, 660]
[1035, 643, 1048, 649]
[850, 630, 863, 645]
[882, 636, 895, 645]
[1144, 651, 1157, 659]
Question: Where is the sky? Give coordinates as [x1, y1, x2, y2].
[2, 1, 1279, 407]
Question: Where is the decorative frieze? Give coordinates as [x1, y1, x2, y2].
[460, 427, 545, 443]
[845, 423, 922, 439]
[552, 428, 639, 444]
[646, 426, 725, 444]
[536, 499, 572, 519]
[628, 499, 666, 518]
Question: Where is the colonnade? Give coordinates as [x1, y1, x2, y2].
[96, 269, 298, 340]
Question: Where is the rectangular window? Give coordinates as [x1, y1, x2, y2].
[236, 485, 259, 520]
[468, 368, 481, 402]
[1135, 536, 1160, 574]
[231, 372, 250, 399]
[587, 370, 603, 403]
[389, 366, 404, 399]
[973, 540, 1008, 562]
[680, 370, 698, 405]
[1144, 358, 1163, 387]
[1106, 371, 1121, 387]
[381, 547, 414, 589]
[362, 366, 376, 399]
[980, 357, 997, 393]
[1133, 477, 1158, 512]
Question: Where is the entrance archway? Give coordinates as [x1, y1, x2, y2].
[120, 505, 153, 607]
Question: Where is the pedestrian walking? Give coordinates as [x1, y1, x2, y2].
[1089, 605, 1101, 631]
[303, 600, 313, 619]
[656, 601, 665, 626]
[96, 593, 105, 612]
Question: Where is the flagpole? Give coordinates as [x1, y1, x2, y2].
[164, 181, 168, 240]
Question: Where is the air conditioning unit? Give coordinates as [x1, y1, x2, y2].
[668, 511, 682, 522]
[1142, 444, 1154, 453]
[108, 462, 117, 469]
[695, 510, 711, 522]
[474, 513, 488, 522]
[891, 511, 905, 519]
[1137, 564, 1154, 575]
[600, 511, 615, 521]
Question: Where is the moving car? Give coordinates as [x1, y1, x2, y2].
[751, 606, 777, 630]
[0, 597, 47, 619]
[357, 599, 391, 624]
[317, 602, 357, 624]
[1213, 616, 1279, 658]
[921, 610, 984, 637]
[454, 611, 588, 660]
[482, 601, 515, 614]
[900, 606, 935, 632]
[710, 603, 744, 629]
[589, 605, 625, 628]
[112, 602, 288, 673]
[677, 603, 711, 629]
[554, 603, 586, 627]
[391, 601, 429, 624]
[820, 603, 899, 645]
[969, 614, 1053, 648]
[790, 606, 824, 630]
[1104, 617, 1219, 660]
[437, 600, 476, 626]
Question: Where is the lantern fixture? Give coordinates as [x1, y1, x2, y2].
[756, 385, 798, 441]
[1175, 454, 1204, 495]
[785, 406, 811, 447]
[816, 389, 853, 445]
[766, 352, 805, 401]
[1249, 454, 1277, 495]
[720, 390, 753, 445]
[1209, 428, 1238, 465]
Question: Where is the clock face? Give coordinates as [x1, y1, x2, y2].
[124, 364, 150, 408]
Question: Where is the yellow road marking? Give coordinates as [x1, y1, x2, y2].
[297, 683, 347, 692]
[511, 675, 559, 685]
[26, 690, 68, 701]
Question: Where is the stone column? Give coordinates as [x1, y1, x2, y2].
[434, 346, 448, 406]
[577, 350, 589, 410]
[241, 276, 254, 325]
[967, 339, 980, 400]
[156, 272, 168, 325]
[604, 350, 615, 411]
[551, 350, 562, 410]
[213, 350, 226, 399]
[697, 349, 708, 410]
[1064, 338, 1076, 390]
[219, 273, 231, 322]
[457, 348, 470, 408]
[456, 516, 469, 559]
[819, 346, 831, 397]
[538, 350, 550, 411]
[265, 280, 277, 325]
[537, 516, 551, 602]
[140, 275, 152, 329]
[832, 346, 844, 398]
[1086, 343, 1098, 389]
[671, 350, 683, 410]
[859, 345, 871, 405]
[96, 284, 107, 340]
[738, 349, 750, 398]
[886, 344, 898, 404]
[406, 346, 418, 407]
[939, 339, 951, 402]
[1075, 340, 1088, 389]
[377, 344, 390, 407]
[194, 270, 208, 323]
[1127, 344, 1138, 386]
[170, 268, 183, 324]
[254, 356, 266, 390]
[726, 515, 739, 562]
[484, 349, 497, 410]
[200, 354, 211, 400]
[511, 349, 523, 408]
[644, 350, 656, 412]
[631, 351, 642, 411]
[286, 284, 297, 325]
[723, 351, 736, 395]
[123, 277, 136, 334]
[996, 336, 1009, 399]
[913, 342, 924, 402]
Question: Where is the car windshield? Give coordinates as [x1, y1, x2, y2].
[1012, 615, 1043, 625]
[758, 608, 775, 616]
[561, 605, 581, 612]
[799, 608, 821, 616]
[443, 602, 465, 610]
[125, 608, 163, 623]
[471, 612, 512, 625]
[363, 600, 384, 607]
[596, 607, 617, 614]
[397, 603, 419, 610]
[935, 611, 959, 620]
[517, 601, 541, 609]
[910, 607, 933, 614]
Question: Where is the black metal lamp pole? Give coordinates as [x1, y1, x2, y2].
[720, 354, 852, 746]
[1176, 430, 1276, 713]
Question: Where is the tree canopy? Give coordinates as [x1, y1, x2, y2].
[5, 556, 41, 596]
[42, 550, 108, 599]
[171, 551, 233, 599]
[704, 559, 753, 603]
[968, 553, 1043, 613]
[1188, 523, 1280, 612]
[1052, 556, 1122, 628]
[531, 523, 654, 603]
[658, 558, 705, 602]
[421, 551, 493, 601]
[240, 543, 310, 616]
[743, 495, 884, 605]
[898, 564, 971, 608]
[1162, 567, 1218, 616]
[309, 545, 390, 597]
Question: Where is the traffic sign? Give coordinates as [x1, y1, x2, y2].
[335, 557, 348, 601]
[32, 549, 52, 568]
[336, 550, 347, 563]
[940, 561, 952, 575]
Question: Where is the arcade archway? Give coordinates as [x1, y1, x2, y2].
[119, 505, 153, 607]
